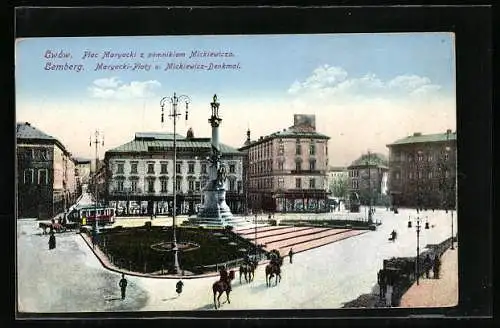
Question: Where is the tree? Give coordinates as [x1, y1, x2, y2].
[330, 175, 349, 199]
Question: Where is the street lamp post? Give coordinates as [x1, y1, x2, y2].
[415, 217, 421, 285]
[160, 92, 191, 275]
[89, 130, 104, 233]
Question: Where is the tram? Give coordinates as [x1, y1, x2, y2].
[67, 204, 116, 226]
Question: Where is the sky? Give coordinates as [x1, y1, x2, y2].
[15, 33, 456, 166]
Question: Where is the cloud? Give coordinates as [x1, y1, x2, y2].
[88, 78, 161, 99]
[288, 65, 442, 100]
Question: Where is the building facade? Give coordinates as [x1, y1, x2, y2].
[386, 130, 457, 209]
[16, 122, 78, 219]
[239, 114, 330, 213]
[105, 131, 244, 216]
[347, 152, 389, 206]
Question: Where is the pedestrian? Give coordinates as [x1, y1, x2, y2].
[377, 269, 387, 300]
[433, 255, 441, 279]
[423, 254, 432, 278]
[176, 279, 184, 296]
[119, 273, 128, 300]
[48, 231, 56, 250]
[288, 248, 294, 264]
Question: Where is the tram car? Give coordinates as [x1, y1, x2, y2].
[67, 204, 116, 226]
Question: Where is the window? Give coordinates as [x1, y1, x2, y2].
[229, 179, 235, 191]
[237, 181, 242, 192]
[147, 163, 155, 174]
[408, 155, 413, 162]
[176, 163, 181, 174]
[417, 171, 422, 179]
[23, 169, 34, 184]
[278, 178, 284, 189]
[409, 172, 413, 179]
[445, 170, 450, 178]
[130, 162, 138, 174]
[195, 181, 201, 191]
[296, 143, 301, 155]
[295, 162, 301, 172]
[175, 177, 182, 191]
[38, 169, 48, 185]
[309, 142, 316, 155]
[188, 163, 195, 174]
[278, 161, 284, 171]
[326, 145, 328, 155]
[160, 162, 168, 174]
[188, 180, 195, 191]
[131, 180, 138, 192]
[201, 163, 207, 174]
[427, 154, 433, 162]
[444, 152, 449, 161]
[295, 178, 302, 188]
[395, 172, 400, 180]
[117, 163, 124, 174]
[351, 180, 359, 189]
[428, 171, 433, 179]
[417, 152, 424, 161]
[229, 164, 236, 173]
[309, 160, 316, 171]
[309, 178, 316, 189]
[117, 180, 124, 192]
[148, 180, 155, 192]
[161, 179, 168, 192]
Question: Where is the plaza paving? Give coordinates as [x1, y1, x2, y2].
[17, 205, 458, 313]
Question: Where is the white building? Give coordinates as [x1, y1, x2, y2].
[104, 131, 244, 215]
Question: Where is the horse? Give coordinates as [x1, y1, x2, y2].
[265, 257, 283, 287]
[212, 270, 235, 309]
[239, 261, 257, 284]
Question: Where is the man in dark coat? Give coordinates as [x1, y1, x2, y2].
[433, 255, 441, 279]
[48, 231, 56, 250]
[176, 280, 184, 296]
[119, 274, 128, 300]
[377, 269, 387, 300]
[219, 265, 231, 292]
[288, 248, 294, 264]
[423, 254, 432, 278]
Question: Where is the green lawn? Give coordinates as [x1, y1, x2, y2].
[96, 226, 260, 274]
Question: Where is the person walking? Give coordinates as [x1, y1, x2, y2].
[48, 231, 56, 250]
[377, 269, 387, 300]
[423, 254, 432, 279]
[433, 255, 441, 279]
[176, 280, 184, 297]
[119, 274, 128, 300]
[288, 248, 294, 264]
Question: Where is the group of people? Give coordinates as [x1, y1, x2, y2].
[423, 253, 442, 279]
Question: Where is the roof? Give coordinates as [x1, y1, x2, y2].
[135, 132, 185, 140]
[16, 122, 55, 140]
[73, 157, 91, 164]
[239, 125, 330, 150]
[348, 152, 388, 168]
[387, 131, 457, 147]
[328, 166, 348, 172]
[16, 122, 71, 155]
[107, 133, 242, 156]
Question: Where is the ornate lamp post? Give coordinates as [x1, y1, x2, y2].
[160, 93, 191, 275]
[89, 130, 104, 233]
[415, 217, 421, 285]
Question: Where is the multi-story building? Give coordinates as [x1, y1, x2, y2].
[326, 166, 349, 198]
[347, 152, 389, 206]
[74, 157, 91, 195]
[386, 130, 457, 209]
[239, 114, 330, 213]
[104, 130, 244, 216]
[16, 122, 78, 219]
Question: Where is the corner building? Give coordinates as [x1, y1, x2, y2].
[104, 130, 244, 216]
[239, 114, 330, 213]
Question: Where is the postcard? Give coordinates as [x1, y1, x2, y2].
[16, 32, 458, 315]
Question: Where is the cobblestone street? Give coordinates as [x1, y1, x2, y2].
[17, 206, 458, 313]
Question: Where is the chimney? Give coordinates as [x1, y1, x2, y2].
[186, 127, 194, 139]
[246, 129, 251, 142]
[446, 129, 452, 134]
[413, 132, 422, 136]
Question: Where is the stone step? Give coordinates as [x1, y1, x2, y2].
[263, 228, 350, 250]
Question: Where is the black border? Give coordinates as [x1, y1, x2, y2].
[5, 4, 493, 327]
